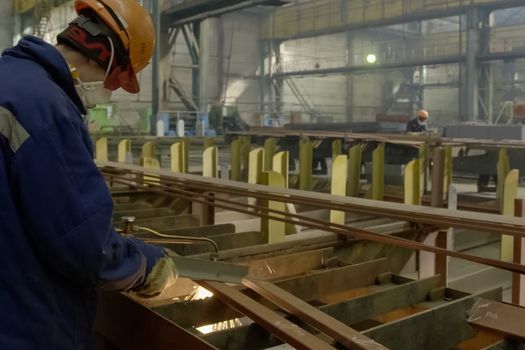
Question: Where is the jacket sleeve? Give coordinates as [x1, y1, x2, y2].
[11, 108, 165, 291]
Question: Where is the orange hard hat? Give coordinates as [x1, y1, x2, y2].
[417, 109, 429, 120]
[74, 0, 155, 93]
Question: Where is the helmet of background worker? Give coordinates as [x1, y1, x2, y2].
[60, 0, 155, 94]
[417, 109, 429, 124]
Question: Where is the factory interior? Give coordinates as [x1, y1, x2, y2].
[3, 0, 525, 349]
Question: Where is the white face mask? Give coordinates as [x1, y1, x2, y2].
[75, 80, 112, 108]
[73, 36, 115, 109]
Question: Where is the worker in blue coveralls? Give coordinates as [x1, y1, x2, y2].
[0, 0, 178, 348]
[406, 109, 429, 133]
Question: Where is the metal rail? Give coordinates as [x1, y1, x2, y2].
[98, 161, 525, 237]
[227, 128, 525, 149]
[243, 278, 389, 350]
[99, 164, 525, 275]
[200, 281, 338, 350]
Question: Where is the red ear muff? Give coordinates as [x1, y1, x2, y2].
[104, 64, 139, 93]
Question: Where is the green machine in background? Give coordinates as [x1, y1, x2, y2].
[208, 104, 249, 135]
[87, 104, 152, 135]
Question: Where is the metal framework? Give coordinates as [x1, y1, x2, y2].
[94, 157, 525, 349]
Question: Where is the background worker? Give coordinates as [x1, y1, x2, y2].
[406, 109, 429, 133]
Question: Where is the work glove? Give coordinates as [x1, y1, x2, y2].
[133, 255, 178, 298]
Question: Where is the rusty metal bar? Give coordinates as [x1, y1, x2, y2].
[199, 281, 337, 350]
[98, 161, 525, 238]
[227, 128, 525, 149]
[468, 298, 525, 341]
[243, 278, 389, 350]
[435, 231, 448, 287]
[102, 171, 525, 276]
[512, 199, 525, 306]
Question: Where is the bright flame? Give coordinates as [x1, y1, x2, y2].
[190, 286, 214, 301]
[196, 318, 244, 335]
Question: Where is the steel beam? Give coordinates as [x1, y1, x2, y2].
[320, 275, 443, 326]
[199, 20, 209, 112]
[273, 52, 525, 79]
[96, 293, 218, 350]
[243, 248, 333, 280]
[155, 297, 241, 329]
[261, 0, 524, 41]
[201, 321, 282, 349]
[200, 281, 337, 350]
[468, 298, 525, 341]
[273, 258, 389, 303]
[362, 289, 502, 350]
[465, 8, 480, 121]
[164, 0, 290, 26]
[243, 278, 388, 350]
[151, 0, 160, 131]
[183, 231, 268, 255]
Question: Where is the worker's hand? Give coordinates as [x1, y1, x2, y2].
[133, 256, 178, 298]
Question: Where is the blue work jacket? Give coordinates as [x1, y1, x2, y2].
[406, 118, 427, 133]
[0, 36, 164, 349]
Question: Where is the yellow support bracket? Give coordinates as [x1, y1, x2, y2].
[330, 155, 348, 225]
[142, 141, 156, 159]
[264, 137, 277, 171]
[331, 139, 342, 159]
[248, 148, 265, 207]
[203, 146, 219, 178]
[371, 143, 385, 200]
[182, 137, 190, 173]
[273, 151, 297, 234]
[444, 145, 453, 194]
[404, 159, 421, 205]
[497, 148, 510, 205]
[240, 136, 251, 172]
[272, 151, 289, 188]
[502, 169, 519, 262]
[248, 148, 265, 185]
[230, 139, 242, 181]
[203, 137, 215, 151]
[117, 139, 131, 163]
[95, 137, 108, 162]
[140, 157, 160, 184]
[170, 142, 184, 173]
[299, 138, 313, 191]
[419, 143, 428, 194]
[347, 145, 362, 197]
[261, 171, 286, 244]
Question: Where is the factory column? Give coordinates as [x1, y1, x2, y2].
[151, 0, 160, 135]
[465, 8, 480, 121]
[199, 19, 210, 112]
[0, 0, 13, 51]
